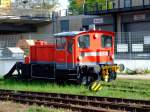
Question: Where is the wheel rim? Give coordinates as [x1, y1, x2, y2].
[81, 76, 87, 85]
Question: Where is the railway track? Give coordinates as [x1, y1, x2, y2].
[0, 89, 150, 112]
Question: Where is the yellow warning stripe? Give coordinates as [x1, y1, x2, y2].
[90, 81, 102, 92]
[91, 81, 98, 90]
[97, 86, 102, 91]
[93, 83, 101, 91]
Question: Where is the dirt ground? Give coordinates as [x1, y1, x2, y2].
[0, 101, 29, 112]
[118, 74, 150, 80]
[0, 101, 71, 112]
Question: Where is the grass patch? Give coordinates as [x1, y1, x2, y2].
[0, 78, 150, 100]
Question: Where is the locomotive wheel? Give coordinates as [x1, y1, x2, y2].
[81, 76, 87, 85]
[80, 75, 95, 85]
[109, 71, 117, 82]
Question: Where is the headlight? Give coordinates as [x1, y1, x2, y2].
[111, 54, 114, 59]
[77, 56, 82, 61]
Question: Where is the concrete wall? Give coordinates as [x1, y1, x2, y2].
[69, 16, 82, 31]
[37, 15, 101, 34]
[57, 15, 86, 33]
[37, 23, 53, 34]
[114, 59, 150, 70]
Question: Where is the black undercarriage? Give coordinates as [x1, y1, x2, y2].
[4, 62, 117, 84]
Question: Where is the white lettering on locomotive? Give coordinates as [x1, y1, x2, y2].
[81, 52, 108, 57]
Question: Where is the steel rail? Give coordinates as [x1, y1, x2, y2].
[0, 89, 150, 112]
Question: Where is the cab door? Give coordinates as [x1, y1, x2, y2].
[55, 37, 75, 69]
[76, 34, 91, 65]
[67, 38, 75, 69]
[55, 37, 68, 69]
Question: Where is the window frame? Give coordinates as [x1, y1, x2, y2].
[78, 34, 90, 49]
[56, 37, 67, 50]
[101, 35, 112, 48]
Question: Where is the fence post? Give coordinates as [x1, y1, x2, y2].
[129, 32, 132, 60]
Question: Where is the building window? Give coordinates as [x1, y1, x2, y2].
[56, 37, 66, 49]
[78, 35, 90, 48]
[60, 20, 69, 32]
[101, 35, 112, 48]
[124, 0, 131, 7]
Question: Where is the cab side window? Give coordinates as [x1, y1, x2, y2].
[56, 37, 66, 49]
[78, 35, 90, 48]
[101, 35, 112, 48]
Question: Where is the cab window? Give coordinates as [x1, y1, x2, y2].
[78, 35, 90, 48]
[101, 35, 112, 48]
[56, 37, 66, 49]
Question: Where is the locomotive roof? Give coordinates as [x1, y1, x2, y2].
[54, 30, 114, 37]
[54, 31, 85, 37]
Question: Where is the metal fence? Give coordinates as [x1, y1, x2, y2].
[0, 33, 56, 58]
[0, 34, 53, 48]
[0, 32, 150, 60]
[115, 32, 150, 60]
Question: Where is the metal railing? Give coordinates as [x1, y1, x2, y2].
[84, 0, 150, 14]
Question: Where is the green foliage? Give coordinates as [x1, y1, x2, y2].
[68, 0, 84, 14]
[24, 48, 29, 56]
[68, 0, 113, 14]
[143, 69, 150, 74]
[0, 78, 150, 100]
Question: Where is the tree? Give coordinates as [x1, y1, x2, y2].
[68, 0, 113, 15]
[68, 0, 85, 14]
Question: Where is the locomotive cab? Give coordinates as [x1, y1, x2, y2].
[4, 30, 121, 85]
[74, 31, 117, 83]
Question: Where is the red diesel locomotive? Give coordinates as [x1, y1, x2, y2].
[4, 30, 121, 84]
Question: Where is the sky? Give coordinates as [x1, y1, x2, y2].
[58, 0, 69, 10]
